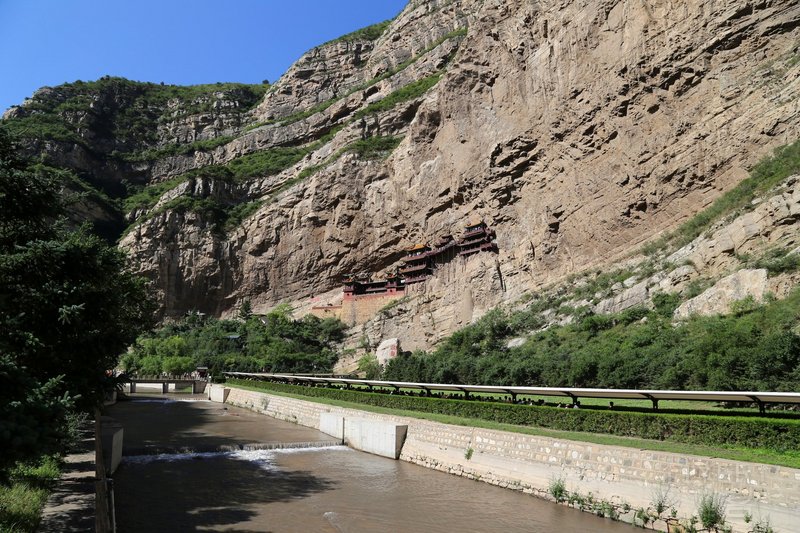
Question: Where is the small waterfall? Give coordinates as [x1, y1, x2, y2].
[123, 441, 345, 461]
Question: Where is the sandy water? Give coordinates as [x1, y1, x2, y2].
[110, 397, 636, 532]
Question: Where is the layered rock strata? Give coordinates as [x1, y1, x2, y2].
[5, 0, 800, 351]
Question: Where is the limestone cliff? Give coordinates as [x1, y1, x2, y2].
[4, 0, 800, 354]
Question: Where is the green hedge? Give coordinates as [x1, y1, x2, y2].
[228, 379, 800, 452]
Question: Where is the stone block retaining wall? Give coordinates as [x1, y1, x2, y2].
[225, 386, 800, 532]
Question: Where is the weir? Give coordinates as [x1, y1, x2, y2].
[108, 392, 637, 532]
[208, 386, 408, 459]
[217, 384, 800, 533]
[122, 440, 343, 457]
[319, 412, 408, 459]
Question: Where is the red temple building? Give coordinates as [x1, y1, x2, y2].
[343, 273, 405, 300]
[398, 220, 498, 285]
[400, 244, 433, 285]
[458, 220, 498, 257]
[312, 220, 499, 324]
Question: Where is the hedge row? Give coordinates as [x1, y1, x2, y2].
[227, 379, 800, 452]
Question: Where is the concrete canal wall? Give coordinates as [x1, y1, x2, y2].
[214, 385, 800, 532]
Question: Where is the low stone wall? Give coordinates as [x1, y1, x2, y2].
[342, 418, 407, 459]
[207, 383, 230, 403]
[99, 417, 123, 475]
[225, 387, 800, 532]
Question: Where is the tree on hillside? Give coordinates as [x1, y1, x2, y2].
[0, 126, 153, 469]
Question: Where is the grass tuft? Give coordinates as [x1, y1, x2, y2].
[0, 456, 61, 532]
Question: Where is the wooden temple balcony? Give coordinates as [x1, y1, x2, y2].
[399, 263, 431, 275]
[364, 286, 388, 293]
[462, 229, 484, 239]
[429, 240, 457, 255]
[403, 253, 430, 263]
[404, 273, 430, 284]
[460, 235, 490, 247]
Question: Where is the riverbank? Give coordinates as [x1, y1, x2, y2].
[109, 396, 632, 532]
[219, 384, 800, 533]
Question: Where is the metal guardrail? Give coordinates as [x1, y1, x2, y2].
[224, 372, 800, 413]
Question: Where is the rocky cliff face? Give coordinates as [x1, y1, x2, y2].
[5, 0, 800, 352]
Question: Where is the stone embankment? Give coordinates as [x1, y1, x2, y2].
[215, 385, 800, 533]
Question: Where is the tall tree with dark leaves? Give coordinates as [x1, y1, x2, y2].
[0, 127, 153, 470]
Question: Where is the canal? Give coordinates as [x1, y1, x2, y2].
[109, 397, 637, 532]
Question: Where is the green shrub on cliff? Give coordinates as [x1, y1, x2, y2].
[326, 19, 392, 44]
[345, 135, 403, 159]
[353, 74, 442, 120]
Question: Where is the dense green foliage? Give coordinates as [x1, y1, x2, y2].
[0, 127, 152, 470]
[344, 135, 404, 159]
[0, 455, 61, 531]
[0, 357, 71, 474]
[3, 112, 83, 145]
[740, 245, 800, 276]
[382, 289, 800, 392]
[122, 306, 347, 378]
[122, 175, 185, 213]
[219, 146, 309, 182]
[228, 380, 800, 453]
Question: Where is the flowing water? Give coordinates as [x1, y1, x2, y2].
[110, 397, 637, 532]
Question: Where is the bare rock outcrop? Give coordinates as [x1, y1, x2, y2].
[7, 0, 800, 352]
[674, 268, 769, 319]
[669, 177, 800, 275]
[130, 0, 800, 342]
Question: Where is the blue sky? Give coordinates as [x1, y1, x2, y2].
[0, 0, 408, 113]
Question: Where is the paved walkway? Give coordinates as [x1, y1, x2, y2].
[38, 428, 96, 532]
